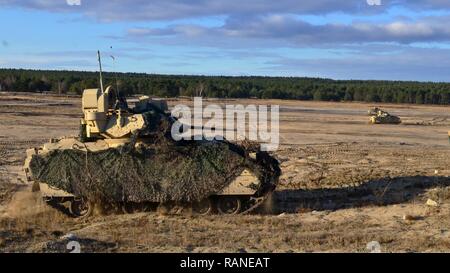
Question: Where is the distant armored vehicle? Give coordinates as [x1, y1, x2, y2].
[368, 107, 402, 124]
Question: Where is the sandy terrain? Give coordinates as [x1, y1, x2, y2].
[1, 92, 450, 253]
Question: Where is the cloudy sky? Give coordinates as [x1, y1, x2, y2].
[1, 0, 450, 81]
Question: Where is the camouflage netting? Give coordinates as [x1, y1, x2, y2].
[27, 109, 280, 203]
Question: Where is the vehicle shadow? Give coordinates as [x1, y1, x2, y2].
[272, 175, 450, 214]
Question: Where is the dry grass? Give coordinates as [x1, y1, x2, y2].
[54, 206, 450, 253]
[427, 186, 450, 203]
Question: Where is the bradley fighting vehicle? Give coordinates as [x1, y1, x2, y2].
[368, 107, 402, 125]
[23, 53, 280, 218]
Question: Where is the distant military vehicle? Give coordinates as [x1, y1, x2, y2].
[368, 107, 402, 124]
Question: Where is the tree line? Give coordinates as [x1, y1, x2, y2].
[0, 68, 449, 104]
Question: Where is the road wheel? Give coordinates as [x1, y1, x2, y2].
[122, 203, 139, 214]
[70, 199, 93, 219]
[156, 202, 172, 215]
[216, 197, 241, 215]
[192, 199, 213, 215]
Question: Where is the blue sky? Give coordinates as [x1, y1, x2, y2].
[1, 0, 450, 81]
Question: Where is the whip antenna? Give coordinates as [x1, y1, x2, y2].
[97, 50, 104, 93]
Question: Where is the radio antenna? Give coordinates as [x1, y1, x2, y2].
[97, 50, 104, 93]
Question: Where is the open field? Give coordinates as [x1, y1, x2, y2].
[1, 92, 450, 252]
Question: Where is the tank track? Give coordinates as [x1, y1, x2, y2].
[31, 173, 276, 217]
[38, 191, 274, 217]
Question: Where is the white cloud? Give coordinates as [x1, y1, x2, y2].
[367, 0, 382, 6]
[1, 0, 450, 22]
[0, 0, 390, 21]
[124, 15, 450, 47]
[66, 0, 81, 6]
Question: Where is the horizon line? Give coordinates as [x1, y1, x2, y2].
[1, 67, 449, 84]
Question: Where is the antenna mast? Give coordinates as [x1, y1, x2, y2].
[97, 50, 104, 93]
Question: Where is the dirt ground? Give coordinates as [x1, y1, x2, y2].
[1, 92, 450, 253]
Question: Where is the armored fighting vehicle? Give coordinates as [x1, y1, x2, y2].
[23, 85, 280, 218]
[368, 107, 402, 124]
